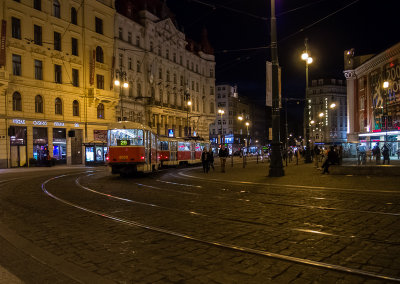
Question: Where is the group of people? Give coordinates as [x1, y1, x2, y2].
[371, 144, 391, 165]
[313, 145, 341, 174]
[201, 144, 230, 173]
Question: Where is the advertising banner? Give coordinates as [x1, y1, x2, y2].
[0, 20, 6, 67]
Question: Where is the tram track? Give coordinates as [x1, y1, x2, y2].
[76, 173, 400, 245]
[41, 173, 400, 282]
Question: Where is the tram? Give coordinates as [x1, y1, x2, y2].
[107, 121, 160, 175]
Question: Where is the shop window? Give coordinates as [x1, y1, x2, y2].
[72, 69, 79, 87]
[54, 64, 62, 83]
[53, 0, 60, 18]
[96, 46, 103, 63]
[96, 74, 104, 89]
[71, 37, 78, 56]
[34, 60, 42, 80]
[13, 92, 22, 111]
[34, 0, 41, 10]
[35, 95, 43, 113]
[73, 100, 79, 116]
[53, 128, 66, 162]
[71, 8, 77, 25]
[12, 54, 21, 76]
[97, 103, 105, 119]
[34, 25, 42, 45]
[55, 97, 62, 114]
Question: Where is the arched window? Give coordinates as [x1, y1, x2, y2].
[53, 0, 60, 18]
[95, 46, 103, 63]
[55, 97, 62, 114]
[137, 83, 142, 97]
[35, 95, 43, 113]
[12, 92, 22, 111]
[97, 103, 104, 119]
[71, 7, 77, 25]
[72, 100, 79, 116]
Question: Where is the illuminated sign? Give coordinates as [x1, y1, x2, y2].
[117, 140, 130, 146]
[33, 121, 47, 126]
[168, 129, 174, 138]
[74, 123, 80, 127]
[12, 119, 25, 125]
[54, 122, 65, 127]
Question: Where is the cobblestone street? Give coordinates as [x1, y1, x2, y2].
[1, 160, 400, 283]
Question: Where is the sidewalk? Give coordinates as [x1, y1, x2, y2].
[0, 164, 99, 175]
[186, 156, 400, 191]
[0, 266, 23, 284]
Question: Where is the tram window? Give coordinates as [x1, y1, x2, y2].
[178, 142, 191, 151]
[109, 129, 144, 146]
[160, 141, 169, 150]
[195, 143, 201, 151]
[170, 141, 178, 151]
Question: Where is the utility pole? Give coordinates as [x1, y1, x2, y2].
[268, 0, 284, 177]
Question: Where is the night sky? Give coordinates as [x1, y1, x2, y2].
[166, 0, 399, 135]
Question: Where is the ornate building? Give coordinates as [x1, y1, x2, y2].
[344, 42, 400, 154]
[0, 0, 117, 168]
[114, 0, 216, 139]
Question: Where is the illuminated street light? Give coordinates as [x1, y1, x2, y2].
[310, 120, 315, 124]
[114, 79, 120, 86]
[187, 101, 192, 106]
[319, 112, 324, 117]
[383, 81, 389, 144]
[123, 82, 129, 89]
[330, 103, 336, 109]
[301, 52, 309, 60]
[307, 57, 313, 64]
[238, 115, 243, 121]
[383, 81, 389, 89]
[115, 68, 129, 120]
[218, 109, 225, 144]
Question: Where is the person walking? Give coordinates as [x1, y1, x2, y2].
[207, 148, 215, 171]
[314, 145, 320, 168]
[322, 146, 337, 174]
[218, 144, 229, 173]
[374, 145, 381, 165]
[382, 144, 390, 165]
[201, 148, 209, 173]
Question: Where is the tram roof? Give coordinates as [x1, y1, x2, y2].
[108, 121, 153, 132]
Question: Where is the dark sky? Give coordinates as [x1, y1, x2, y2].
[166, 0, 399, 134]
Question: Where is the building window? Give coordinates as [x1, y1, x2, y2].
[150, 41, 153, 52]
[158, 68, 162, 79]
[166, 49, 169, 59]
[158, 47, 161, 56]
[166, 71, 170, 82]
[53, 0, 60, 18]
[97, 103, 104, 119]
[54, 64, 62, 83]
[12, 17, 21, 39]
[179, 55, 182, 65]
[96, 74, 104, 89]
[34, 25, 42, 45]
[54, 32, 61, 51]
[72, 68, 79, 87]
[128, 32, 132, 43]
[71, 7, 77, 25]
[34, 60, 42, 80]
[95, 17, 103, 34]
[137, 61, 141, 72]
[173, 53, 176, 62]
[210, 86, 214, 95]
[71, 37, 78, 56]
[129, 81, 133, 97]
[210, 102, 214, 113]
[118, 27, 123, 40]
[210, 69, 214, 77]
[136, 35, 140, 46]
[95, 46, 104, 63]
[119, 53, 123, 68]
[34, 0, 41, 10]
[173, 73, 177, 84]
[12, 54, 21, 76]
[55, 97, 62, 114]
[137, 83, 142, 97]
[12, 92, 22, 111]
[35, 95, 43, 113]
[196, 64, 198, 73]
[128, 57, 132, 70]
[73, 100, 79, 116]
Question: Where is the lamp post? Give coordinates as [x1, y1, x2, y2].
[383, 81, 389, 145]
[268, 0, 284, 177]
[115, 68, 129, 121]
[301, 38, 313, 163]
[184, 90, 191, 136]
[218, 109, 225, 144]
[245, 121, 250, 154]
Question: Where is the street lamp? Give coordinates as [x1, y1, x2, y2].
[186, 100, 192, 136]
[301, 38, 313, 163]
[115, 68, 129, 120]
[218, 109, 225, 144]
[383, 81, 389, 144]
[268, 0, 284, 176]
[245, 121, 250, 153]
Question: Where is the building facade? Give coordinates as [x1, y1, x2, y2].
[307, 79, 347, 144]
[0, 0, 117, 168]
[114, 0, 216, 140]
[344, 42, 400, 154]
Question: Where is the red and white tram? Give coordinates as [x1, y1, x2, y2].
[107, 122, 160, 175]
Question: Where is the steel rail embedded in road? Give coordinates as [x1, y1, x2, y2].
[41, 173, 400, 282]
[77, 173, 400, 245]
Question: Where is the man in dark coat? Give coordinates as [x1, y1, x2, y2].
[218, 145, 229, 173]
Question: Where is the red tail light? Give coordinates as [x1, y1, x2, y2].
[141, 156, 145, 160]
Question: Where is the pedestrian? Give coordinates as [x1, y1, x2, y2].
[218, 144, 229, 173]
[382, 144, 390, 165]
[201, 148, 209, 173]
[373, 144, 381, 165]
[314, 145, 320, 168]
[207, 148, 215, 171]
[322, 146, 336, 174]
[397, 148, 400, 160]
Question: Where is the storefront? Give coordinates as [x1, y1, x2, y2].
[9, 125, 27, 167]
[359, 130, 400, 156]
[84, 143, 107, 166]
[33, 127, 48, 164]
[53, 128, 67, 164]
